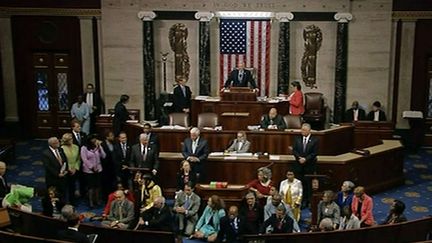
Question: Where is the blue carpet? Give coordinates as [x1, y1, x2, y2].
[4, 139, 432, 240]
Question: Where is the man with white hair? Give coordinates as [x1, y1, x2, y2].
[102, 190, 135, 229]
[130, 133, 159, 176]
[42, 137, 68, 200]
[292, 123, 318, 209]
[182, 127, 209, 181]
[137, 196, 173, 232]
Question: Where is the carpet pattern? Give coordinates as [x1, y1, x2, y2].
[4, 139, 432, 241]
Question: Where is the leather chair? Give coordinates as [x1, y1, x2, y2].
[303, 92, 325, 129]
[197, 112, 219, 128]
[283, 115, 302, 129]
[168, 113, 189, 127]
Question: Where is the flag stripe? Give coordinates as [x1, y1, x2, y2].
[219, 19, 271, 96]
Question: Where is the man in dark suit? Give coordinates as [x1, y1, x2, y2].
[143, 123, 160, 153]
[223, 63, 257, 89]
[83, 83, 104, 134]
[367, 101, 387, 121]
[57, 212, 90, 243]
[182, 127, 209, 181]
[113, 132, 132, 187]
[113, 94, 130, 137]
[42, 137, 68, 201]
[260, 108, 287, 130]
[130, 133, 159, 176]
[292, 123, 318, 208]
[344, 101, 366, 122]
[260, 204, 294, 234]
[172, 77, 192, 113]
[137, 196, 173, 232]
[0, 161, 9, 204]
[71, 120, 86, 147]
[218, 205, 246, 243]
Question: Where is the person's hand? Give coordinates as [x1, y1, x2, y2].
[253, 88, 260, 93]
[122, 165, 128, 170]
[220, 87, 226, 92]
[138, 218, 144, 225]
[152, 169, 157, 175]
[110, 220, 119, 227]
[69, 169, 76, 175]
[183, 108, 190, 113]
[299, 157, 306, 164]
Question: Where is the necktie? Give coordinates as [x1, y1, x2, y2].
[303, 137, 308, 152]
[54, 149, 63, 165]
[76, 133, 81, 145]
[0, 176, 5, 187]
[192, 140, 197, 154]
[142, 146, 147, 162]
[238, 141, 243, 151]
[118, 202, 123, 220]
[184, 196, 190, 209]
[278, 219, 283, 230]
[238, 71, 243, 81]
[122, 143, 127, 158]
[181, 86, 186, 97]
[285, 184, 292, 206]
[231, 218, 239, 233]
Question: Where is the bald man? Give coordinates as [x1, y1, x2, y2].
[42, 137, 68, 200]
[260, 108, 287, 130]
[130, 133, 159, 176]
[102, 190, 135, 229]
[217, 206, 246, 243]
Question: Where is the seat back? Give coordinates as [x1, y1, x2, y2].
[169, 113, 189, 127]
[283, 115, 302, 129]
[197, 113, 219, 128]
[304, 92, 324, 117]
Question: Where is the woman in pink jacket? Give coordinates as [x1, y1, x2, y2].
[288, 81, 305, 115]
[81, 134, 106, 208]
[351, 186, 375, 227]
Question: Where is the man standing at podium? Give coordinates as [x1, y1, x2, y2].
[292, 123, 318, 208]
[223, 63, 257, 90]
[173, 77, 192, 113]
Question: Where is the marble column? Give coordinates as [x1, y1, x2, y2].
[333, 13, 352, 124]
[79, 16, 95, 88]
[138, 11, 157, 120]
[275, 12, 294, 95]
[195, 12, 214, 95]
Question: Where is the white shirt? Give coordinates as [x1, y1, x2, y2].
[86, 93, 93, 108]
[353, 109, 359, 121]
[374, 110, 380, 121]
[192, 138, 199, 154]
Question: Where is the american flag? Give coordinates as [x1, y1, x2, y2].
[219, 19, 271, 96]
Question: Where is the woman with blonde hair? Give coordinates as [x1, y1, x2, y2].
[61, 133, 80, 204]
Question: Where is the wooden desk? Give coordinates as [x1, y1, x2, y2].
[157, 140, 404, 197]
[341, 121, 395, 148]
[125, 124, 354, 155]
[191, 99, 290, 130]
[195, 184, 249, 207]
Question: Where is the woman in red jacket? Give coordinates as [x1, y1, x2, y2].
[288, 81, 305, 115]
[351, 186, 375, 227]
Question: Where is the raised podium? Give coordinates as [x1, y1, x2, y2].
[221, 87, 257, 101]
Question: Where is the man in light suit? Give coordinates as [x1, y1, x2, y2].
[129, 133, 159, 176]
[102, 190, 135, 229]
[42, 137, 68, 201]
[226, 131, 251, 153]
[174, 182, 201, 236]
[292, 123, 319, 208]
[223, 62, 257, 90]
[172, 77, 192, 113]
[83, 83, 104, 134]
[182, 127, 209, 181]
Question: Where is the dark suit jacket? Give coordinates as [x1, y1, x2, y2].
[292, 135, 319, 173]
[141, 204, 173, 232]
[42, 197, 65, 217]
[42, 147, 68, 189]
[176, 172, 197, 191]
[239, 203, 264, 234]
[224, 69, 257, 88]
[113, 102, 129, 136]
[260, 214, 293, 234]
[260, 114, 287, 130]
[344, 108, 366, 122]
[146, 133, 160, 153]
[173, 85, 192, 112]
[72, 131, 87, 147]
[0, 175, 9, 202]
[113, 142, 132, 175]
[130, 143, 159, 171]
[83, 92, 103, 115]
[217, 216, 247, 243]
[367, 110, 387, 121]
[181, 137, 209, 173]
[57, 228, 90, 243]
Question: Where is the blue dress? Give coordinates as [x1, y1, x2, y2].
[195, 205, 226, 237]
[71, 102, 90, 135]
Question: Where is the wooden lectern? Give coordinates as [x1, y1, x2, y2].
[221, 87, 257, 101]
